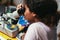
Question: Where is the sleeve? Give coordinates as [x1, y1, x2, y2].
[24, 23, 48, 40]
[24, 25, 37, 40]
[57, 20, 60, 34]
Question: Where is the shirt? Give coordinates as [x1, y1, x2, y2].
[24, 22, 51, 40]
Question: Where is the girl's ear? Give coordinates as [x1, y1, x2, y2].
[32, 12, 36, 17]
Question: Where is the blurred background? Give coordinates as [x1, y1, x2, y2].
[0, 0, 60, 17]
[0, 0, 59, 14]
[0, 0, 60, 40]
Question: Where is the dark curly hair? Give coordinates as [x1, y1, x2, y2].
[24, 0, 57, 18]
[23, 0, 58, 27]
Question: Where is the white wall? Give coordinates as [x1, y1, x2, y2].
[13, 0, 23, 6]
[56, 0, 60, 11]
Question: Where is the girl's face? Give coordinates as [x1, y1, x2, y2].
[24, 5, 36, 22]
